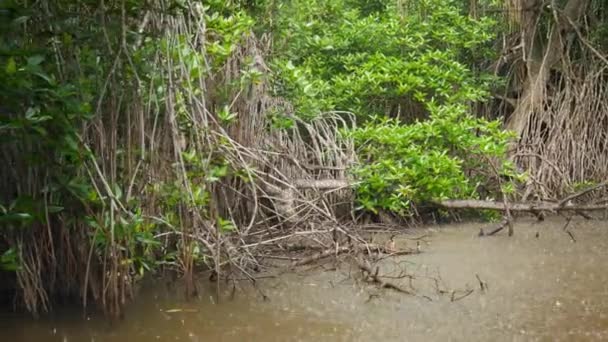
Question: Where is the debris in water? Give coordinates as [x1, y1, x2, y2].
[163, 308, 199, 313]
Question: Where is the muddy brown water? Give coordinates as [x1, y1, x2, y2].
[2, 218, 608, 341]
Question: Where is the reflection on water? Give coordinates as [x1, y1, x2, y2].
[2, 217, 608, 341]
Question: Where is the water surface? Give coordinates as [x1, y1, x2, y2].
[2, 217, 608, 341]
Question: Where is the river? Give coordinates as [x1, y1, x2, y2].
[2, 217, 608, 341]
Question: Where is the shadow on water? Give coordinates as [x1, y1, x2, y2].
[2, 217, 608, 341]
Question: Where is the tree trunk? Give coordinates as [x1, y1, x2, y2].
[506, 0, 590, 136]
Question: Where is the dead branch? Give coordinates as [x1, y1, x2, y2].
[436, 199, 607, 212]
[451, 289, 474, 302]
[486, 217, 511, 236]
[352, 257, 414, 295]
[475, 274, 487, 292]
[566, 230, 576, 243]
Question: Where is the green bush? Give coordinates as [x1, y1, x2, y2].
[271, 0, 496, 118]
[269, 0, 520, 215]
[346, 104, 518, 215]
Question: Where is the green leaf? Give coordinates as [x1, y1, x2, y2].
[25, 107, 39, 120]
[218, 217, 236, 233]
[0, 212, 33, 224]
[47, 206, 64, 213]
[0, 248, 20, 272]
[6, 58, 17, 74]
[34, 72, 53, 84]
[11, 16, 29, 26]
[27, 55, 45, 67]
[113, 184, 123, 200]
[218, 105, 238, 124]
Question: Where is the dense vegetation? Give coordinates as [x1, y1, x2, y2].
[1, 0, 606, 316]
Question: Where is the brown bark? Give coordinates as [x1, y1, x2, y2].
[436, 199, 606, 212]
[506, 0, 591, 135]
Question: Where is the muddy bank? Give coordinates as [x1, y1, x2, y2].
[2, 218, 608, 341]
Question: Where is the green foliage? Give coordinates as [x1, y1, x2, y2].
[479, 209, 502, 222]
[0, 196, 63, 228]
[204, 4, 254, 68]
[271, 0, 496, 118]
[0, 248, 20, 272]
[590, 21, 608, 52]
[572, 181, 597, 192]
[0, 0, 255, 286]
[347, 104, 515, 215]
[267, 0, 520, 215]
[0, 2, 95, 238]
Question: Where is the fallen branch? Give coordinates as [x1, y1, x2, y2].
[436, 199, 608, 212]
[271, 178, 608, 215]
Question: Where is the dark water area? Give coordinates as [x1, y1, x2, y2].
[2, 217, 608, 341]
